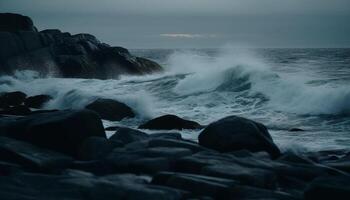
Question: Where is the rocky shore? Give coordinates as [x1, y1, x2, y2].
[0, 13, 162, 79]
[0, 90, 349, 200]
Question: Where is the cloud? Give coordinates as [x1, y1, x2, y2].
[160, 33, 217, 39]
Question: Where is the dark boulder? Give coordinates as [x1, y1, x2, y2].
[0, 105, 31, 116]
[289, 128, 305, 132]
[0, 109, 106, 157]
[139, 114, 202, 130]
[24, 94, 52, 108]
[0, 13, 37, 32]
[0, 91, 27, 107]
[198, 116, 281, 158]
[304, 176, 350, 200]
[0, 137, 73, 172]
[85, 98, 135, 121]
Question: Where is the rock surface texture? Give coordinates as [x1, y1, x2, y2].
[0, 13, 163, 79]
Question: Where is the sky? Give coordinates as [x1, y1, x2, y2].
[1, 0, 350, 48]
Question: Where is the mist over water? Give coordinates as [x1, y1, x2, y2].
[1, 47, 350, 152]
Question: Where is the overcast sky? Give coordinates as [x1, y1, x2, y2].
[2, 0, 350, 48]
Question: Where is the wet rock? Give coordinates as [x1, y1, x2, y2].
[304, 176, 350, 200]
[201, 164, 277, 189]
[85, 98, 135, 121]
[0, 105, 31, 115]
[106, 147, 193, 173]
[139, 114, 203, 130]
[198, 116, 281, 158]
[77, 136, 121, 161]
[148, 138, 208, 153]
[0, 91, 27, 107]
[0, 109, 106, 157]
[0, 136, 73, 172]
[24, 94, 52, 108]
[230, 185, 298, 200]
[152, 172, 237, 199]
[109, 127, 148, 144]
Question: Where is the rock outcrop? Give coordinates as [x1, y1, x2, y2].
[0, 13, 163, 79]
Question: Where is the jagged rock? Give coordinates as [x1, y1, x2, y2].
[24, 94, 52, 108]
[198, 116, 281, 158]
[0, 109, 106, 157]
[0, 13, 163, 79]
[85, 98, 135, 121]
[139, 114, 203, 130]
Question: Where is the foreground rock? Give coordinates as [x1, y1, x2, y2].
[24, 94, 52, 108]
[139, 114, 203, 130]
[0, 109, 106, 157]
[85, 98, 135, 121]
[0, 91, 27, 107]
[198, 116, 281, 158]
[0, 13, 163, 79]
[0, 136, 72, 172]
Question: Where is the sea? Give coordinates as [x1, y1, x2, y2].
[1, 47, 350, 152]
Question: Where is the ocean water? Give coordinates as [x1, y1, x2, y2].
[1, 47, 350, 152]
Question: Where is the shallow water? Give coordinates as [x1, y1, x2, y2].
[1, 48, 350, 152]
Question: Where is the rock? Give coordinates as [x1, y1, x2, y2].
[0, 136, 73, 172]
[0, 91, 27, 107]
[198, 116, 281, 158]
[152, 172, 237, 199]
[0, 109, 106, 157]
[139, 115, 203, 130]
[0, 105, 31, 115]
[0, 172, 185, 200]
[201, 164, 277, 189]
[109, 127, 149, 144]
[230, 185, 298, 200]
[148, 138, 208, 153]
[106, 147, 193, 173]
[0, 13, 36, 31]
[24, 94, 52, 108]
[304, 176, 350, 200]
[77, 136, 120, 161]
[85, 98, 135, 121]
[0, 13, 163, 79]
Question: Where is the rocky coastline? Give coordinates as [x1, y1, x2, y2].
[0, 13, 349, 200]
[0, 90, 349, 200]
[0, 13, 162, 79]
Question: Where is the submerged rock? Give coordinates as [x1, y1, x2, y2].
[85, 98, 135, 121]
[139, 114, 203, 130]
[0, 109, 106, 157]
[198, 116, 281, 158]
